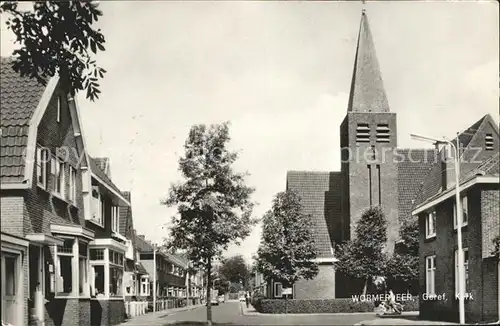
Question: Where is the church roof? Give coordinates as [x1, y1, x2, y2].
[347, 10, 390, 113]
[286, 171, 341, 259]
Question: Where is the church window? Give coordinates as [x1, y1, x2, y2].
[376, 124, 390, 143]
[356, 123, 370, 143]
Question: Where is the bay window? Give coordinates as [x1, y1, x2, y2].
[79, 242, 88, 295]
[89, 248, 124, 297]
[90, 249, 105, 296]
[56, 239, 74, 295]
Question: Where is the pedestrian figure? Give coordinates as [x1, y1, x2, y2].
[245, 291, 249, 308]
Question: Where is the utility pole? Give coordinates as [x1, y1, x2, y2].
[153, 243, 157, 313]
[411, 133, 466, 324]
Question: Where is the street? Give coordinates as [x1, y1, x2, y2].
[119, 301, 379, 326]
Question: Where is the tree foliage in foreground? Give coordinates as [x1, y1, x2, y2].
[1, 1, 106, 101]
[334, 206, 388, 295]
[162, 122, 256, 325]
[256, 190, 319, 290]
[386, 219, 419, 294]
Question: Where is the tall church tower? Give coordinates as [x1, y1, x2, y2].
[340, 10, 399, 251]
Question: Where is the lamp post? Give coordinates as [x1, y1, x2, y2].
[153, 243, 157, 313]
[411, 133, 465, 324]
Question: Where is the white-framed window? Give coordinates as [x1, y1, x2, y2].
[91, 188, 104, 226]
[57, 95, 62, 123]
[36, 146, 49, 188]
[425, 255, 436, 295]
[56, 239, 74, 295]
[109, 250, 123, 297]
[111, 205, 119, 233]
[141, 276, 150, 296]
[68, 165, 77, 202]
[453, 196, 468, 229]
[53, 158, 65, 197]
[274, 282, 282, 298]
[425, 210, 436, 238]
[454, 248, 469, 296]
[79, 241, 88, 295]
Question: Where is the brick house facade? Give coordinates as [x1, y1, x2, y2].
[134, 235, 189, 307]
[0, 57, 134, 326]
[413, 116, 499, 323]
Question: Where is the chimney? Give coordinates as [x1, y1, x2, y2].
[122, 191, 131, 202]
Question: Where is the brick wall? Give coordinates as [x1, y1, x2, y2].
[340, 112, 399, 252]
[90, 299, 125, 326]
[419, 185, 498, 323]
[294, 264, 336, 299]
[25, 82, 86, 236]
[482, 188, 500, 259]
[0, 193, 24, 237]
[44, 298, 89, 326]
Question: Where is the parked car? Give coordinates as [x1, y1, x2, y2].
[210, 297, 219, 306]
[218, 295, 225, 303]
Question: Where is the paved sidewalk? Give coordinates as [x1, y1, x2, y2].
[117, 304, 204, 326]
[354, 318, 459, 325]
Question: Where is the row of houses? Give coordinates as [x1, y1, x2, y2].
[252, 9, 499, 324]
[0, 57, 205, 326]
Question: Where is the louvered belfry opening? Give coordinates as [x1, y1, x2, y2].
[485, 133, 494, 150]
[356, 123, 370, 143]
[376, 123, 390, 143]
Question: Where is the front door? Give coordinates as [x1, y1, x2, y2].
[1, 252, 19, 325]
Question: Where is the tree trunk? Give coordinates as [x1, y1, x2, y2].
[362, 277, 369, 295]
[206, 260, 212, 326]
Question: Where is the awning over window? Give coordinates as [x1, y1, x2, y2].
[26, 233, 64, 246]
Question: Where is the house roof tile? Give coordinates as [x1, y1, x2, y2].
[414, 115, 499, 209]
[0, 57, 46, 184]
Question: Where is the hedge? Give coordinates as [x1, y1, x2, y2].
[253, 296, 419, 314]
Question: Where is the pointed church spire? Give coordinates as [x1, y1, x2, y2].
[347, 9, 390, 113]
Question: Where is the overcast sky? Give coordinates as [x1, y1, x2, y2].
[1, 1, 498, 263]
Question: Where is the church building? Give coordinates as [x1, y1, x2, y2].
[282, 9, 499, 301]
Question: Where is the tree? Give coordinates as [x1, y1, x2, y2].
[334, 206, 388, 295]
[162, 122, 256, 326]
[218, 255, 251, 289]
[386, 219, 419, 294]
[1, 1, 106, 101]
[256, 190, 319, 310]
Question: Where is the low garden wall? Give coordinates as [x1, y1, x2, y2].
[252, 297, 419, 314]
